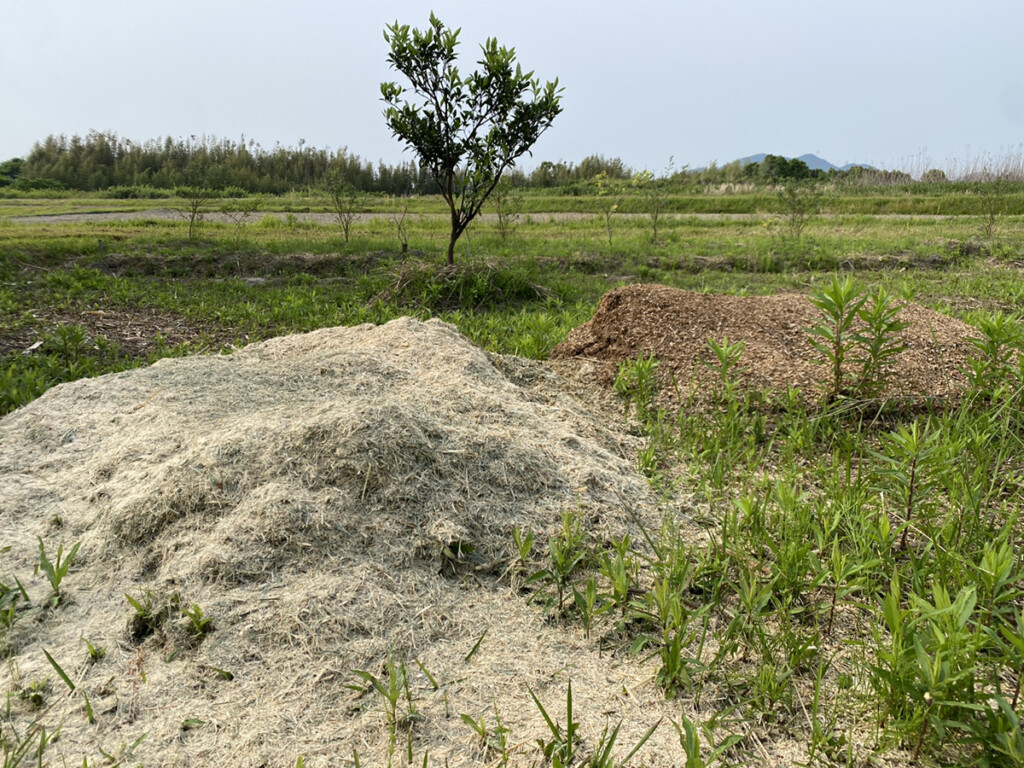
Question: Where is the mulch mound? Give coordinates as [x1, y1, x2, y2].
[551, 283, 978, 404]
[0, 317, 709, 766]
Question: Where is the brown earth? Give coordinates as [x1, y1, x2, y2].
[551, 283, 978, 406]
[0, 306, 237, 358]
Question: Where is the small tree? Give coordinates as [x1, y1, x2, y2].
[327, 171, 361, 245]
[594, 172, 622, 249]
[776, 182, 819, 242]
[381, 13, 562, 264]
[175, 185, 215, 240]
[631, 157, 675, 244]
[389, 196, 411, 254]
[981, 178, 1009, 240]
[491, 177, 523, 241]
[220, 195, 261, 248]
[175, 161, 221, 240]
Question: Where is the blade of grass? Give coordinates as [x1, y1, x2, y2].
[43, 648, 75, 692]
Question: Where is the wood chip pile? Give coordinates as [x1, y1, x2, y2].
[551, 283, 978, 404]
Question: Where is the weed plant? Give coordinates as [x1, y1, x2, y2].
[805, 276, 911, 401]
[460, 704, 510, 763]
[35, 537, 81, 607]
[521, 321, 1024, 763]
[350, 654, 422, 768]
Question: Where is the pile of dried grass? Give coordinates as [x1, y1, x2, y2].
[0, 318, 707, 766]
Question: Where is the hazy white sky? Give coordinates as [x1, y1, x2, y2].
[2, 0, 1022, 173]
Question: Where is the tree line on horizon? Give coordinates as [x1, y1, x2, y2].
[0, 131, 1011, 196]
[0, 132, 644, 196]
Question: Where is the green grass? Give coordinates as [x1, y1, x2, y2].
[2, 189, 1024, 764]
[548, 327, 1024, 763]
[2, 200, 1022, 416]
[5, 180, 1024, 217]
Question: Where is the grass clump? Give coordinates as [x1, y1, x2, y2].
[379, 260, 543, 311]
[350, 654, 421, 768]
[35, 537, 81, 608]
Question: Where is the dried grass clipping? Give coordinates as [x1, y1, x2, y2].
[0, 318, 712, 766]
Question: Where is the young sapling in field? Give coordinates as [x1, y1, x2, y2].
[776, 182, 819, 243]
[389, 196, 411, 253]
[491, 178, 523, 241]
[220, 196, 261, 248]
[852, 286, 909, 398]
[631, 158, 675, 244]
[594, 172, 622, 249]
[175, 184, 216, 240]
[327, 172, 361, 245]
[381, 13, 562, 263]
[806, 276, 868, 401]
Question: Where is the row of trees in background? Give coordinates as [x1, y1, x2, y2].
[0, 132, 632, 195]
[3, 133, 1023, 196]
[0, 133, 429, 195]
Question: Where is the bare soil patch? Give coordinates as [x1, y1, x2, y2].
[0, 305, 235, 358]
[550, 283, 977, 405]
[90, 248, 408, 281]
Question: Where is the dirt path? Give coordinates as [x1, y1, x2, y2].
[8, 209, 745, 225]
[7, 210, 960, 225]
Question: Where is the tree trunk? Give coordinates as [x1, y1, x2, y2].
[447, 201, 459, 264]
[446, 232, 457, 264]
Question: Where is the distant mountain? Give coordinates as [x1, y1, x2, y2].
[738, 153, 873, 172]
[796, 154, 837, 172]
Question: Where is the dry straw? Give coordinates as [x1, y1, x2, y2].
[0, 318, 713, 766]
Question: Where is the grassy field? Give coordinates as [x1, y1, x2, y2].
[3, 189, 1024, 765]
[4, 181, 1024, 217]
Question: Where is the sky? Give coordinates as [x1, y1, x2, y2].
[2, 0, 1023, 176]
